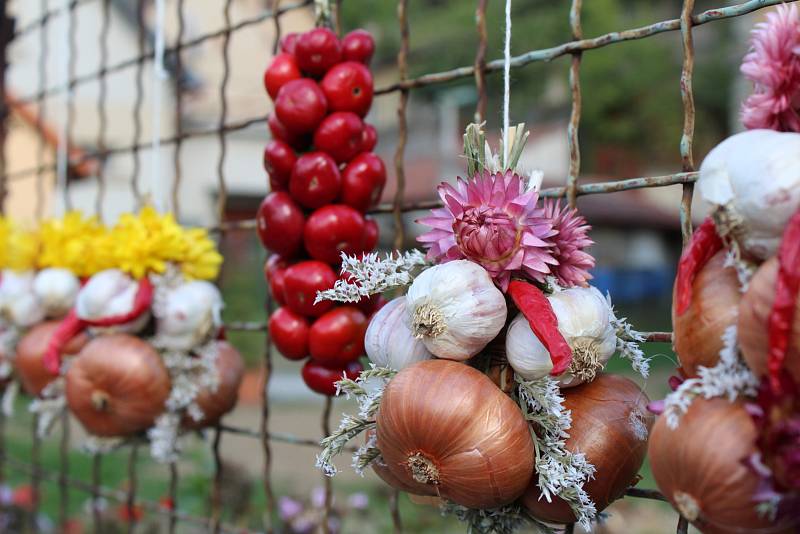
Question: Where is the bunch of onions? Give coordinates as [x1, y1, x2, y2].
[738, 256, 800, 382]
[15, 321, 88, 397]
[672, 250, 741, 377]
[66, 335, 170, 437]
[375, 359, 534, 508]
[697, 129, 800, 261]
[182, 342, 244, 430]
[523, 374, 652, 523]
[649, 398, 792, 534]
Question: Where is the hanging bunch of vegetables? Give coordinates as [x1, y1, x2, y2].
[21, 207, 241, 463]
[258, 22, 385, 395]
[313, 123, 651, 532]
[650, 5, 800, 532]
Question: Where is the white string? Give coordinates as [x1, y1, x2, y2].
[502, 0, 512, 167]
[55, 0, 71, 216]
[151, 0, 168, 212]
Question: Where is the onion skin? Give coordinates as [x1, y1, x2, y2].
[66, 335, 171, 437]
[649, 398, 792, 534]
[672, 251, 741, 377]
[739, 257, 800, 383]
[366, 429, 438, 497]
[183, 342, 244, 430]
[523, 374, 652, 523]
[15, 321, 89, 397]
[376, 359, 534, 509]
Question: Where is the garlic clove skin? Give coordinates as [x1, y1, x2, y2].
[76, 269, 148, 334]
[0, 270, 46, 327]
[505, 313, 553, 380]
[365, 296, 432, 370]
[155, 281, 223, 351]
[33, 268, 80, 318]
[506, 285, 617, 387]
[698, 129, 800, 260]
[405, 260, 507, 361]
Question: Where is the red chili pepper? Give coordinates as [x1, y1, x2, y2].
[508, 280, 572, 376]
[42, 277, 155, 375]
[767, 210, 800, 393]
[674, 217, 723, 316]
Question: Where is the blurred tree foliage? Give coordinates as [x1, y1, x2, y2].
[341, 0, 737, 174]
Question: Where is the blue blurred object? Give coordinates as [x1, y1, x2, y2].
[591, 266, 674, 303]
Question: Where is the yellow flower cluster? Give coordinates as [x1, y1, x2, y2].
[110, 206, 222, 280]
[0, 207, 223, 280]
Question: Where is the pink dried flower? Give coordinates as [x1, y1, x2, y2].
[740, 4, 800, 131]
[542, 199, 594, 287]
[417, 170, 556, 291]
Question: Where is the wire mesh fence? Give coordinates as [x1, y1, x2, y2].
[0, 0, 792, 532]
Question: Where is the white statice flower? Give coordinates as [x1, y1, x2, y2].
[148, 413, 182, 464]
[29, 378, 66, 438]
[606, 292, 651, 379]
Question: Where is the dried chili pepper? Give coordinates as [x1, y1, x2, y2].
[42, 277, 154, 375]
[767, 210, 800, 393]
[674, 217, 723, 316]
[508, 280, 572, 375]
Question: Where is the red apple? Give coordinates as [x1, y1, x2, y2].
[289, 152, 341, 209]
[312, 112, 364, 163]
[295, 28, 342, 77]
[320, 62, 374, 117]
[304, 205, 367, 264]
[275, 79, 328, 134]
[281, 261, 337, 317]
[340, 152, 386, 212]
[256, 192, 305, 257]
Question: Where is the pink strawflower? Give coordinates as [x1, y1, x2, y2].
[741, 4, 800, 131]
[417, 170, 558, 291]
[542, 199, 594, 287]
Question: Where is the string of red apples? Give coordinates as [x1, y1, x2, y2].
[257, 27, 386, 395]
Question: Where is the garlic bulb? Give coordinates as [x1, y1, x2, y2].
[76, 269, 148, 334]
[698, 129, 800, 260]
[0, 270, 46, 328]
[365, 297, 432, 370]
[155, 281, 223, 351]
[33, 268, 80, 318]
[506, 286, 616, 387]
[405, 260, 506, 360]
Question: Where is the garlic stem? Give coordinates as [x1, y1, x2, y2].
[411, 303, 446, 339]
[568, 337, 604, 382]
[407, 452, 440, 485]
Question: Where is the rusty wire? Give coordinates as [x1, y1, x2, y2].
[0, 0, 793, 532]
[34, 0, 48, 221]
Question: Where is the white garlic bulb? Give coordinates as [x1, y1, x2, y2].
[365, 297, 432, 370]
[33, 268, 80, 318]
[0, 270, 46, 328]
[155, 280, 223, 351]
[76, 269, 149, 334]
[698, 129, 800, 260]
[506, 285, 616, 387]
[405, 260, 506, 360]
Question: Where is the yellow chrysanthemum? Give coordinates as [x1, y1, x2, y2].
[6, 223, 39, 272]
[110, 206, 187, 279]
[0, 216, 11, 268]
[179, 228, 223, 281]
[38, 211, 110, 277]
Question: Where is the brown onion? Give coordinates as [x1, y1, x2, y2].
[649, 397, 792, 534]
[182, 341, 245, 430]
[672, 251, 741, 377]
[15, 321, 89, 397]
[376, 359, 534, 509]
[523, 374, 652, 523]
[739, 257, 800, 383]
[65, 335, 170, 437]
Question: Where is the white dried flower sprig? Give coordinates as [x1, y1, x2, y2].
[1, 381, 17, 417]
[605, 293, 651, 379]
[82, 435, 124, 454]
[29, 379, 66, 438]
[315, 250, 429, 304]
[316, 365, 397, 476]
[517, 375, 597, 530]
[723, 247, 754, 292]
[148, 413, 182, 464]
[663, 325, 759, 429]
[439, 502, 548, 534]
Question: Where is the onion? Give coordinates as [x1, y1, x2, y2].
[738, 257, 800, 383]
[649, 397, 792, 534]
[523, 374, 652, 523]
[672, 251, 741, 377]
[65, 335, 171, 437]
[366, 429, 438, 497]
[182, 342, 244, 430]
[15, 321, 88, 397]
[375, 359, 534, 509]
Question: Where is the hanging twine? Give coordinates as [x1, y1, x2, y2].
[151, 0, 168, 212]
[502, 0, 512, 167]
